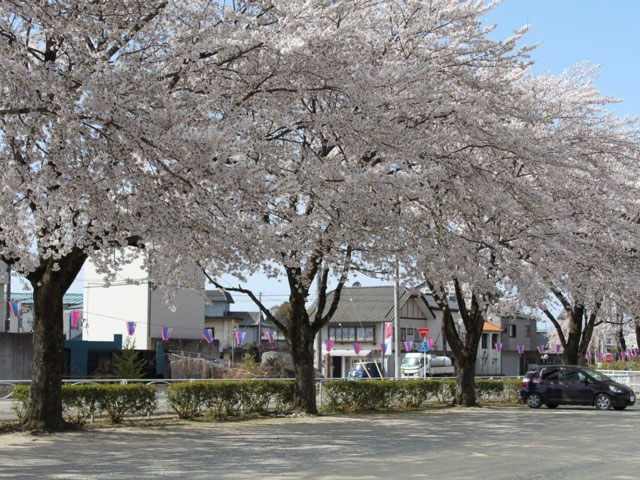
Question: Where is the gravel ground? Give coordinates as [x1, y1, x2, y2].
[0, 405, 638, 479]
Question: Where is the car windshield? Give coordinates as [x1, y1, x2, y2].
[402, 357, 421, 367]
[582, 368, 612, 382]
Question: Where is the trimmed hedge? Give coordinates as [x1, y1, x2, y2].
[167, 380, 295, 419]
[11, 384, 158, 424]
[322, 378, 522, 412]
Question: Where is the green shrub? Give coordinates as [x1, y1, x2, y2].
[94, 384, 157, 423]
[10, 385, 30, 421]
[167, 380, 295, 419]
[11, 383, 157, 424]
[322, 378, 516, 412]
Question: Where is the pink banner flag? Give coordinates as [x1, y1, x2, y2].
[161, 327, 172, 341]
[427, 338, 434, 349]
[70, 311, 81, 329]
[235, 331, 246, 346]
[353, 342, 361, 355]
[555, 344, 561, 353]
[516, 344, 525, 355]
[325, 339, 333, 352]
[597, 352, 603, 362]
[536, 345, 544, 354]
[494, 342, 502, 352]
[620, 351, 626, 360]
[126, 321, 136, 336]
[201, 328, 213, 344]
[380, 343, 387, 355]
[266, 331, 276, 344]
[585, 352, 591, 362]
[404, 340, 413, 352]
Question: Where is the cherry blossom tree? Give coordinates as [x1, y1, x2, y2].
[0, 0, 273, 431]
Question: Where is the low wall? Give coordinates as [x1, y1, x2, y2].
[0, 333, 33, 380]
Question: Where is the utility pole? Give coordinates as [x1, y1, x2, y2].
[393, 258, 400, 379]
[315, 264, 323, 373]
[4, 263, 10, 332]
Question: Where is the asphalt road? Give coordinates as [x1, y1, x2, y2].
[0, 405, 638, 479]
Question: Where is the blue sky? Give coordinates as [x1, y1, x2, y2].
[484, 0, 640, 118]
[13, 0, 639, 311]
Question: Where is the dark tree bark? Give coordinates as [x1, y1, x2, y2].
[432, 280, 484, 407]
[23, 249, 87, 432]
[636, 322, 640, 352]
[618, 327, 627, 352]
[544, 293, 601, 366]
[285, 288, 318, 413]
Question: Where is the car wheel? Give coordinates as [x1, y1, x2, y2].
[613, 406, 626, 411]
[546, 403, 559, 409]
[594, 393, 612, 410]
[526, 393, 542, 409]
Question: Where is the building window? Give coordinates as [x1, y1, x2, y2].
[509, 324, 517, 338]
[400, 328, 406, 342]
[481, 333, 488, 349]
[525, 325, 531, 337]
[491, 333, 498, 347]
[330, 326, 372, 342]
[356, 327, 374, 342]
[407, 328, 413, 337]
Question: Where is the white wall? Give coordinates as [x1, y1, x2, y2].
[149, 282, 204, 342]
[83, 255, 150, 347]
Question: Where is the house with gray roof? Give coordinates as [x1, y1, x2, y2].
[309, 285, 505, 378]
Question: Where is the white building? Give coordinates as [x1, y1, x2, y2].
[83, 251, 205, 350]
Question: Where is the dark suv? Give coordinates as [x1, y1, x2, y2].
[347, 361, 383, 380]
[521, 365, 635, 410]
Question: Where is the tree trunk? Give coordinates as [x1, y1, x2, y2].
[562, 306, 584, 366]
[618, 327, 627, 352]
[285, 289, 318, 414]
[23, 251, 86, 432]
[289, 335, 317, 414]
[636, 322, 640, 351]
[455, 355, 478, 406]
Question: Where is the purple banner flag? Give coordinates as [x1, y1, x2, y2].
[585, 352, 591, 362]
[536, 345, 544, 355]
[235, 331, 246, 346]
[494, 342, 503, 352]
[427, 338, 434, 349]
[126, 321, 136, 336]
[353, 342, 361, 355]
[266, 331, 276, 344]
[555, 344, 561, 353]
[597, 351, 603, 362]
[161, 327, 172, 341]
[325, 339, 333, 352]
[201, 328, 213, 344]
[517, 344, 525, 355]
[404, 340, 413, 352]
[380, 343, 387, 355]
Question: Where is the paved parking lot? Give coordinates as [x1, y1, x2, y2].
[0, 405, 638, 479]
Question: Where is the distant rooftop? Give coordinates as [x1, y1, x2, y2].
[11, 292, 83, 306]
[205, 289, 234, 304]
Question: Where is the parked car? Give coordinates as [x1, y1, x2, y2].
[521, 365, 636, 410]
[347, 361, 383, 380]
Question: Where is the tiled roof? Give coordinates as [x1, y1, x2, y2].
[205, 289, 234, 304]
[307, 286, 414, 324]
